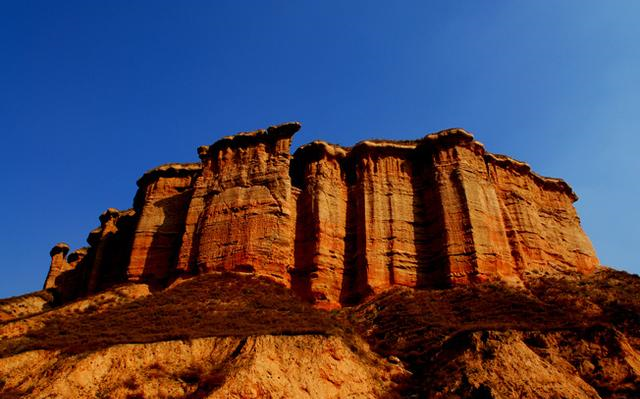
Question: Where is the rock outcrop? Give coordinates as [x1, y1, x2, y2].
[44, 122, 599, 308]
[194, 124, 298, 282]
[127, 163, 201, 285]
[43, 243, 70, 290]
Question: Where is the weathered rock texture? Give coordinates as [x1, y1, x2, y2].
[43, 243, 70, 290]
[195, 124, 298, 283]
[45, 122, 598, 307]
[0, 335, 400, 399]
[127, 163, 201, 285]
[1, 272, 407, 398]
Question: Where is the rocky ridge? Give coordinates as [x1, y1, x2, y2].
[44, 122, 598, 308]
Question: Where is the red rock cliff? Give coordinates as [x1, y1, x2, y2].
[194, 123, 298, 283]
[127, 163, 200, 285]
[45, 123, 599, 307]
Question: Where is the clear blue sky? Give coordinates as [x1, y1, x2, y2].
[1, 1, 638, 298]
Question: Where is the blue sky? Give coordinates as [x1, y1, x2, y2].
[1, 1, 638, 298]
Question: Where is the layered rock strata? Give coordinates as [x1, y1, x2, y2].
[45, 122, 599, 307]
[194, 124, 298, 283]
[127, 163, 201, 284]
[43, 243, 70, 290]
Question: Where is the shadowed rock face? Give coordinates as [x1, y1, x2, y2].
[45, 122, 599, 307]
[127, 163, 201, 285]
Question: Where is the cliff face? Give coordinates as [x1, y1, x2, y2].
[127, 163, 201, 285]
[195, 124, 298, 283]
[45, 122, 598, 307]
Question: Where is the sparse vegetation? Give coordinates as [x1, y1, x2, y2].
[0, 290, 55, 321]
[0, 272, 349, 356]
[182, 365, 228, 399]
[2, 267, 640, 397]
[348, 268, 640, 397]
[123, 375, 139, 390]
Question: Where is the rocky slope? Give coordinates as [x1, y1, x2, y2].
[2, 268, 639, 398]
[0, 273, 406, 398]
[1, 335, 398, 399]
[349, 267, 640, 398]
[43, 122, 598, 309]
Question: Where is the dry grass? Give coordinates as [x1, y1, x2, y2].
[0, 272, 348, 356]
[523, 268, 640, 338]
[347, 267, 640, 397]
[3, 267, 639, 397]
[350, 268, 640, 358]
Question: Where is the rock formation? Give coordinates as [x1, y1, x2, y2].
[194, 124, 298, 282]
[128, 163, 201, 284]
[45, 122, 599, 308]
[43, 243, 70, 290]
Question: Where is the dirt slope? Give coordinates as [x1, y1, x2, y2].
[2, 268, 640, 398]
[0, 335, 403, 399]
[0, 273, 405, 398]
[349, 267, 640, 398]
[0, 290, 55, 321]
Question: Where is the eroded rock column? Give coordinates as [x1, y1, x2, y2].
[487, 155, 598, 274]
[351, 142, 419, 294]
[417, 130, 516, 284]
[126, 164, 200, 283]
[291, 142, 350, 307]
[86, 208, 136, 294]
[44, 243, 70, 290]
[176, 147, 212, 274]
[196, 122, 300, 283]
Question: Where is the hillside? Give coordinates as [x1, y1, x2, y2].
[0, 273, 403, 398]
[1, 268, 640, 398]
[350, 267, 640, 398]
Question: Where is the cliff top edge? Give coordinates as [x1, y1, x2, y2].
[133, 123, 577, 201]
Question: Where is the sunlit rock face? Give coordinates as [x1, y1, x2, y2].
[45, 122, 599, 307]
[194, 123, 298, 284]
[290, 141, 354, 306]
[44, 243, 70, 290]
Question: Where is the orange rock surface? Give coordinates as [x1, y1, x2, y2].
[194, 123, 299, 283]
[45, 122, 599, 307]
[43, 243, 70, 290]
[126, 163, 200, 284]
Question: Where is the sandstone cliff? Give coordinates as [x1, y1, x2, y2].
[128, 163, 201, 285]
[44, 122, 598, 308]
